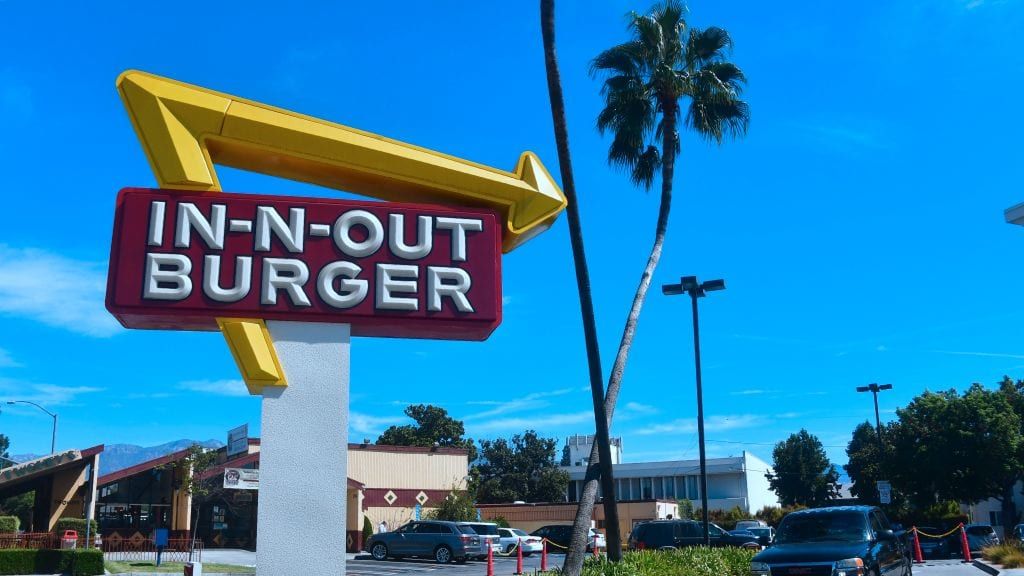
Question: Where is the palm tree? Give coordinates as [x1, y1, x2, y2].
[540, 0, 623, 571]
[567, 0, 750, 561]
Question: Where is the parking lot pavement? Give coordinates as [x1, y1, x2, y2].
[347, 555, 546, 576]
[914, 559, 990, 575]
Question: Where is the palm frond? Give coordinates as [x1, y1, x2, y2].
[685, 26, 733, 70]
[653, 0, 688, 65]
[630, 145, 662, 189]
[700, 62, 746, 94]
[596, 79, 655, 136]
[591, 41, 647, 77]
[631, 14, 665, 64]
[685, 96, 750, 144]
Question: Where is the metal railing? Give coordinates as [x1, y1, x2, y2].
[104, 537, 203, 563]
[0, 532, 58, 549]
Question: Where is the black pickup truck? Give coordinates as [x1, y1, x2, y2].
[750, 506, 912, 576]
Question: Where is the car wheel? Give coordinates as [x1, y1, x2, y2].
[435, 545, 453, 564]
[371, 543, 388, 561]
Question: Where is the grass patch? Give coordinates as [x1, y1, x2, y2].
[546, 548, 757, 576]
[105, 560, 255, 573]
[983, 543, 1024, 568]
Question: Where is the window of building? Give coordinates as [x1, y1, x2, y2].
[664, 477, 676, 498]
[687, 476, 699, 499]
[990, 511, 1005, 527]
[567, 481, 578, 502]
[675, 476, 686, 499]
[641, 477, 653, 499]
[630, 477, 641, 499]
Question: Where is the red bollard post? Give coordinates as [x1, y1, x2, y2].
[959, 524, 973, 563]
[515, 540, 524, 575]
[541, 539, 547, 572]
[912, 527, 924, 564]
[487, 540, 494, 576]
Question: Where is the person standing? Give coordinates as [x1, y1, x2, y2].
[378, 520, 388, 534]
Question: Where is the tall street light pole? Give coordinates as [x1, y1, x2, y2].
[663, 275, 725, 547]
[6, 400, 58, 454]
[855, 383, 892, 444]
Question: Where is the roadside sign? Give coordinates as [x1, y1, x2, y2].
[223, 468, 259, 490]
[877, 480, 892, 504]
[106, 188, 502, 339]
[227, 424, 248, 458]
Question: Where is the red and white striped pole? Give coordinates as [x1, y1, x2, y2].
[515, 540, 524, 575]
[959, 524, 973, 563]
[486, 539, 494, 576]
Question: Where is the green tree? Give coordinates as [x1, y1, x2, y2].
[887, 390, 959, 508]
[844, 421, 892, 506]
[475, 431, 569, 503]
[0, 434, 33, 530]
[159, 444, 218, 560]
[677, 498, 694, 519]
[997, 376, 1024, 528]
[563, 0, 751, 565]
[377, 405, 477, 461]
[539, 0, 621, 570]
[767, 429, 841, 506]
[425, 489, 477, 522]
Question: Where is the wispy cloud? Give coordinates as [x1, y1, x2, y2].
[634, 414, 766, 436]
[0, 378, 102, 406]
[933, 350, 1024, 360]
[624, 402, 658, 415]
[468, 411, 594, 433]
[177, 379, 249, 397]
[350, 411, 407, 437]
[730, 389, 771, 396]
[0, 246, 121, 337]
[0, 348, 21, 368]
[463, 388, 577, 420]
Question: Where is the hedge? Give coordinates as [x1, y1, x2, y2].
[51, 518, 98, 536]
[0, 548, 103, 575]
[0, 517, 18, 534]
[550, 547, 757, 576]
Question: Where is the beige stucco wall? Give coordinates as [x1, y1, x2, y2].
[480, 500, 678, 539]
[348, 450, 468, 490]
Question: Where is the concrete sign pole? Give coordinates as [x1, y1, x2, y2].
[257, 321, 350, 576]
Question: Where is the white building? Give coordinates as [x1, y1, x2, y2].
[561, 451, 779, 514]
[564, 434, 623, 466]
[963, 480, 1024, 538]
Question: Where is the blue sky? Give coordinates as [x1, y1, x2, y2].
[1, 0, 1023, 474]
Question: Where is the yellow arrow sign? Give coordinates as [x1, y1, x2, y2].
[117, 70, 566, 252]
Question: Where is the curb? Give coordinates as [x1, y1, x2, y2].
[974, 559, 1000, 575]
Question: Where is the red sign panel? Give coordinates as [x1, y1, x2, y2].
[106, 188, 502, 340]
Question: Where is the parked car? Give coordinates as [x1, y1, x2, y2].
[529, 525, 604, 552]
[628, 520, 761, 550]
[914, 526, 950, 559]
[750, 506, 911, 576]
[498, 527, 543, 556]
[1011, 523, 1024, 544]
[457, 522, 501, 560]
[365, 520, 482, 564]
[745, 526, 776, 547]
[964, 524, 999, 552]
[736, 519, 769, 531]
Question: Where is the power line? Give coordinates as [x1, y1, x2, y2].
[707, 438, 848, 449]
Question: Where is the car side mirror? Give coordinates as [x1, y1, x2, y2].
[877, 530, 896, 541]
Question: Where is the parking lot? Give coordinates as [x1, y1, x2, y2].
[348, 554, 547, 576]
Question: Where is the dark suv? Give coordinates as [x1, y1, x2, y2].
[751, 506, 911, 576]
[365, 520, 482, 564]
[628, 520, 761, 550]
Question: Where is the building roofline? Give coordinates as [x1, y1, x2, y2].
[98, 447, 191, 486]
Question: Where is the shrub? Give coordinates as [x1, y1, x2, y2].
[548, 547, 757, 576]
[0, 517, 17, 534]
[492, 516, 510, 528]
[0, 548, 103, 575]
[51, 517, 98, 536]
[362, 516, 373, 547]
[984, 543, 1024, 568]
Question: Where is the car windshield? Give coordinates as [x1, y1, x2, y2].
[512, 529, 528, 536]
[748, 528, 770, 537]
[776, 512, 869, 543]
[967, 526, 994, 536]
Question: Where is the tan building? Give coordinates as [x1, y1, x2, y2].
[478, 499, 679, 538]
[95, 439, 469, 552]
[0, 446, 103, 533]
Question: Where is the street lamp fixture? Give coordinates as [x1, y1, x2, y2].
[6, 400, 58, 454]
[662, 275, 726, 547]
[855, 383, 892, 443]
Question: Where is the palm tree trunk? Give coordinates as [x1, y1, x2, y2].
[539, 0, 621, 572]
[571, 102, 677, 559]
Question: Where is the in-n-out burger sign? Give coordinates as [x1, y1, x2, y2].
[106, 188, 501, 339]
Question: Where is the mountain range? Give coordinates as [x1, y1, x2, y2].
[13, 438, 224, 476]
